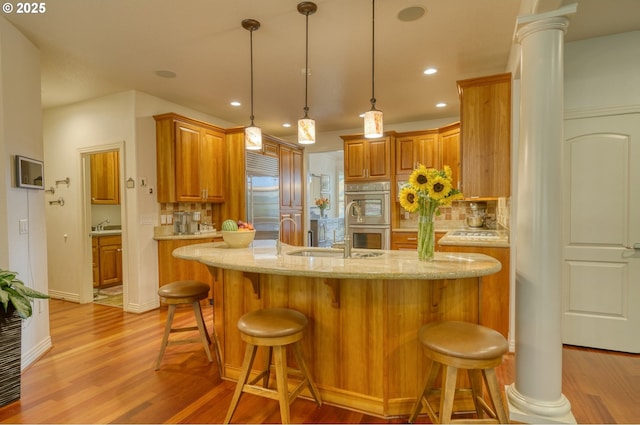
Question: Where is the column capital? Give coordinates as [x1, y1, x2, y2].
[514, 3, 577, 43]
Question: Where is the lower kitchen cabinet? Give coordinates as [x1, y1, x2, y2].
[391, 231, 446, 250]
[439, 244, 510, 338]
[157, 237, 221, 299]
[390, 232, 510, 337]
[93, 234, 122, 288]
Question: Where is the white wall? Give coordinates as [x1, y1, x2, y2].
[565, 31, 640, 112]
[43, 90, 236, 313]
[0, 16, 51, 368]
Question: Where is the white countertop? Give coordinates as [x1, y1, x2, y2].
[172, 241, 502, 280]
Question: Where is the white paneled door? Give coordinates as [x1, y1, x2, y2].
[562, 112, 640, 353]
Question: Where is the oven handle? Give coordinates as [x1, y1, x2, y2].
[345, 191, 390, 196]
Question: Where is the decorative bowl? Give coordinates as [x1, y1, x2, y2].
[221, 230, 256, 248]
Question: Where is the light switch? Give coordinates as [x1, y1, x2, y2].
[19, 219, 28, 235]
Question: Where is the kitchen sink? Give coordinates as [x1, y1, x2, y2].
[287, 249, 384, 259]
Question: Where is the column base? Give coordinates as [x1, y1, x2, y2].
[506, 384, 576, 424]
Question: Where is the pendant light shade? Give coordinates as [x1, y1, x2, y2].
[364, 0, 383, 139]
[297, 2, 317, 145]
[242, 18, 262, 151]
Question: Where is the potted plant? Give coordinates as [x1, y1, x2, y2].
[0, 268, 49, 407]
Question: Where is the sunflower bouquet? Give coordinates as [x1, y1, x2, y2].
[399, 164, 463, 260]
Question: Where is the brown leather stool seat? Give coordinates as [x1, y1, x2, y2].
[224, 308, 322, 424]
[155, 280, 222, 374]
[408, 321, 509, 424]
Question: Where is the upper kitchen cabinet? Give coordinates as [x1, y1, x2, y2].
[342, 133, 393, 182]
[457, 73, 511, 198]
[154, 113, 226, 203]
[90, 150, 120, 205]
[395, 130, 439, 175]
[394, 123, 460, 189]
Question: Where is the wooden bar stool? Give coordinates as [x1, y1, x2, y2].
[408, 321, 509, 424]
[155, 280, 222, 374]
[224, 307, 322, 424]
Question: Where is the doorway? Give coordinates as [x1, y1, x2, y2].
[80, 144, 126, 308]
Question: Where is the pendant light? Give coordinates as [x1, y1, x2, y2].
[242, 19, 262, 150]
[364, 0, 383, 138]
[297, 2, 318, 145]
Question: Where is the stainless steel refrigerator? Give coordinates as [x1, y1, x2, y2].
[246, 151, 280, 240]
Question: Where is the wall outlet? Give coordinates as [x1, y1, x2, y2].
[167, 214, 173, 224]
[160, 214, 167, 225]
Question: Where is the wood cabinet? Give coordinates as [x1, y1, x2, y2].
[395, 123, 460, 187]
[93, 234, 122, 287]
[90, 151, 120, 205]
[439, 244, 510, 338]
[439, 122, 461, 191]
[279, 144, 303, 210]
[391, 231, 446, 250]
[279, 143, 304, 246]
[279, 211, 303, 246]
[157, 237, 221, 299]
[155, 113, 226, 203]
[342, 134, 392, 182]
[457, 73, 511, 198]
[395, 130, 439, 175]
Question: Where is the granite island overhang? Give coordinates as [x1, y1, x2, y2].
[172, 242, 502, 418]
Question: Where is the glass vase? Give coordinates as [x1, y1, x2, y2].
[417, 213, 435, 261]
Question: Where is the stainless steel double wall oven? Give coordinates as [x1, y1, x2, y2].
[344, 181, 391, 250]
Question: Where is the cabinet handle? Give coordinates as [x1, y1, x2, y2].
[117, 248, 122, 252]
[407, 237, 417, 241]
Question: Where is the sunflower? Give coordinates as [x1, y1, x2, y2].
[399, 186, 419, 212]
[426, 175, 452, 201]
[440, 191, 464, 206]
[408, 165, 430, 192]
[443, 165, 452, 179]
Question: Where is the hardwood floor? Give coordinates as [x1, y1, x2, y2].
[1, 299, 638, 424]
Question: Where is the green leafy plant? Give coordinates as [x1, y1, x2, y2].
[0, 269, 49, 319]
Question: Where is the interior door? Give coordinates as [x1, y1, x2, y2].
[562, 112, 640, 353]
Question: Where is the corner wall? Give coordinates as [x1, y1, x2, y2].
[0, 16, 51, 368]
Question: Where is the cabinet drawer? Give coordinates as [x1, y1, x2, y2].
[98, 235, 122, 246]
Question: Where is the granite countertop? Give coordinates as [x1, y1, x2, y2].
[90, 230, 122, 237]
[172, 240, 502, 280]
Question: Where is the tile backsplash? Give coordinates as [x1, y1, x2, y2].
[398, 198, 510, 230]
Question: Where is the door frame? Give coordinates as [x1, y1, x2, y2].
[79, 142, 127, 306]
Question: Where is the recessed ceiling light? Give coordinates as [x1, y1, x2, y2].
[398, 6, 425, 22]
[282, 123, 292, 128]
[230, 101, 241, 107]
[424, 68, 437, 75]
[436, 102, 447, 108]
[154, 70, 176, 79]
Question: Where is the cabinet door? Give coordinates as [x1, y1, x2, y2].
[367, 138, 391, 179]
[280, 211, 303, 246]
[200, 128, 225, 203]
[175, 122, 204, 202]
[279, 145, 303, 210]
[396, 136, 417, 175]
[440, 126, 461, 191]
[90, 151, 120, 205]
[458, 73, 511, 198]
[99, 239, 122, 286]
[344, 139, 367, 180]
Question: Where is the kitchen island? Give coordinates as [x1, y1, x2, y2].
[173, 242, 501, 418]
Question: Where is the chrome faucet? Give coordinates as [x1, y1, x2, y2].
[96, 219, 110, 231]
[343, 201, 364, 258]
[277, 217, 296, 255]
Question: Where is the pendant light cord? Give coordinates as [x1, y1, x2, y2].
[303, 11, 310, 118]
[370, 0, 377, 110]
[249, 27, 256, 125]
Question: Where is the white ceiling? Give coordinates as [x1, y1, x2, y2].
[6, 0, 640, 139]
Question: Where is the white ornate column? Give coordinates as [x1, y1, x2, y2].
[506, 5, 577, 424]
